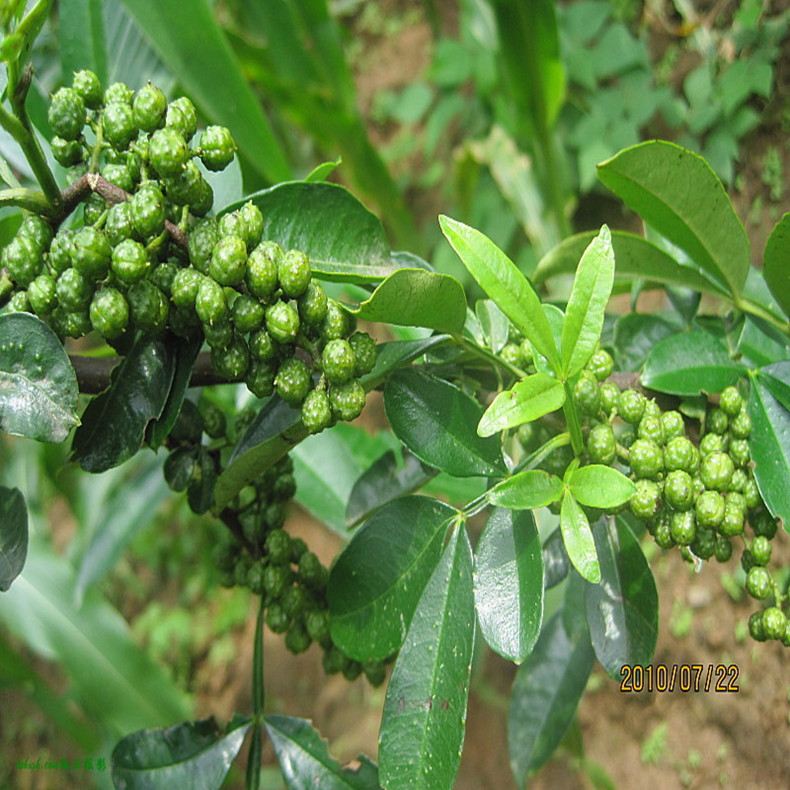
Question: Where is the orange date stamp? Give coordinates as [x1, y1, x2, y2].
[619, 663, 739, 693]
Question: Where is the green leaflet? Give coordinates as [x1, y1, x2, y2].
[487, 470, 563, 510]
[597, 140, 750, 298]
[478, 372, 566, 437]
[568, 465, 635, 509]
[439, 215, 560, 371]
[560, 225, 615, 379]
[560, 491, 600, 584]
[763, 212, 790, 320]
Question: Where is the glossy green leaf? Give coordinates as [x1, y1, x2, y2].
[760, 362, 790, 412]
[487, 469, 563, 510]
[542, 527, 571, 590]
[0, 486, 27, 592]
[71, 336, 176, 472]
[231, 182, 396, 283]
[641, 330, 744, 396]
[0, 313, 79, 443]
[568, 465, 635, 509]
[560, 491, 600, 584]
[763, 212, 790, 319]
[147, 338, 202, 449]
[738, 317, 790, 369]
[613, 313, 678, 373]
[0, 541, 191, 734]
[476, 298, 510, 353]
[214, 397, 304, 511]
[265, 715, 379, 789]
[292, 430, 365, 534]
[345, 449, 435, 528]
[111, 715, 251, 790]
[75, 456, 168, 604]
[508, 611, 595, 784]
[384, 368, 506, 478]
[473, 509, 543, 663]
[328, 496, 456, 661]
[119, 0, 291, 183]
[379, 526, 474, 790]
[59, 0, 107, 84]
[597, 141, 750, 297]
[534, 230, 728, 296]
[749, 373, 790, 530]
[477, 372, 565, 437]
[349, 268, 467, 333]
[561, 225, 615, 378]
[585, 517, 658, 677]
[439, 215, 560, 371]
[186, 448, 217, 515]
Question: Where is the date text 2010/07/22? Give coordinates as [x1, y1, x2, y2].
[619, 664, 739, 693]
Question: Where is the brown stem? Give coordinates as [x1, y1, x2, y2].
[69, 350, 224, 394]
[60, 174, 188, 249]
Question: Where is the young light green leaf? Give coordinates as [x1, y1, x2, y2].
[641, 330, 745, 396]
[763, 212, 790, 319]
[349, 268, 467, 333]
[265, 715, 379, 789]
[568, 465, 635, 509]
[379, 525, 474, 790]
[478, 372, 565, 437]
[534, 230, 729, 296]
[508, 611, 595, 784]
[487, 470, 563, 510]
[560, 491, 600, 584]
[439, 215, 560, 371]
[0, 486, 27, 592]
[111, 716, 251, 790]
[749, 373, 790, 529]
[585, 517, 658, 677]
[476, 298, 511, 353]
[473, 509, 543, 663]
[328, 496, 456, 661]
[0, 313, 79, 443]
[384, 368, 506, 478]
[597, 141, 750, 297]
[560, 225, 615, 378]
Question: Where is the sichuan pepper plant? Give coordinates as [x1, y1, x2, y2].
[2, 6, 790, 790]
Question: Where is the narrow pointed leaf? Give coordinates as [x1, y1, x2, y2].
[508, 611, 595, 784]
[487, 470, 563, 510]
[749, 373, 790, 529]
[759, 362, 790, 412]
[71, 336, 176, 472]
[0, 486, 27, 592]
[584, 517, 658, 677]
[265, 715, 379, 789]
[384, 368, 506, 478]
[568, 465, 635, 509]
[328, 496, 457, 661]
[560, 491, 600, 583]
[763, 212, 790, 319]
[349, 268, 467, 333]
[478, 372, 565, 437]
[641, 330, 744, 396]
[111, 715, 251, 790]
[439, 215, 560, 371]
[474, 509, 543, 663]
[345, 450, 436, 528]
[597, 141, 750, 297]
[534, 230, 729, 296]
[379, 526, 475, 790]
[0, 313, 79, 443]
[476, 299, 510, 353]
[560, 225, 615, 378]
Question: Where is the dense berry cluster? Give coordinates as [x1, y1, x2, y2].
[0, 73, 376, 431]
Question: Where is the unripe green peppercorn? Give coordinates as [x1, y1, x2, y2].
[72, 69, 102, 109]
[111, 239, 150, 285]
[618, 389, 645, 424]
[211, 335, 250, 380]
[149, 127, 189, 177]
[298, 281, 329, 327]
[751, 535, 772, 566]
[714, 535, 732, 563]
[321, 299, 351, 341]
[664, 436, 698, 474]
[670, 510, 696, 546]
[231, 294, 264, 333]
[745, 566, 772, 600]
[187, 218, 218, 274]
[700, 451, 734, 492]
[105, 202, 135, 247]
[3, 234, 43, 287]
[719, 386, 743, 417]
[637, 415, 664, 445]
[599, 382, 620, 415]
[302, 389, 332, 434]
[585, 348, 614, 381]
[762, 607, 787, 640]
[322, 338, 356, 383]
[27, 274, 57, 315]
[238, 202, 264, 250]
[730, 411, 752, 439]
[55, 268, 92, 311]
[165, 96, 197, 141]
[265, 301, 300, 345]
[707, 408, 728, 435]
[51, 136, 84, 167]
[199, 125, 236, 171]
[629, 439, 663, 480]
[748, 610, 767, 642]
[573, 372, 601, 416]
[131, 183, 166, 240]
[73, 226, 112, 280]
[630, 479, 663, 521]
[196, 277, 228, 326]
[210, 235, 247, 286]
[133, 83, 167, 132]
[278, 249, 312, 298]
[729, 439, 750, 468]
[246, 241, 280, 301]
[700, 433, 725, 456]
[127, 280, 168, 333]
[103, 101, 136, 149]
[171, 267, 205, 309]
[249, 328, 278, 361]
[665, 470, 694, 511]
[48, 87, 85, 140]
[89, 287, 129, 339]
[695, 490, 725, 529]
[329, 379, 366, 421]
[719, 500, 745, 537]
[245, 360, 275, 398]
[275, 357, 311, 405]
[285, 620, 312, 655]
[587, 423, 616, 465]
[661, 410, 685, 441]
[348, 332, 377, 376]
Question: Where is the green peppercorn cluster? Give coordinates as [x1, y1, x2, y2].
[0, 73, 376, 432]
[508, 341, 789, 649]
